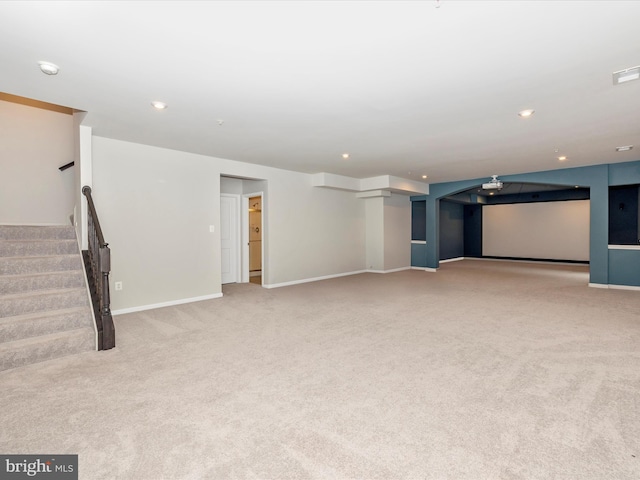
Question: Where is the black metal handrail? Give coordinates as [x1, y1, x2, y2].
[82, 186, 115, 350]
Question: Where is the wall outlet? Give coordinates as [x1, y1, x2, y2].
[114, 281, 123, 291]
[209, 225, 215, 233]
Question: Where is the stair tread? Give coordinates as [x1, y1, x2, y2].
[0, 306, 90, 324]
[0, 253, 80, 260]
[0, 287, 88, 301]
[0, 327, 94, 351]
[0, 238, 76, 243]
[0, 270, 83, 279]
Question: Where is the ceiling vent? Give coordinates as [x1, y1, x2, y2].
[613, 66, 640, 85]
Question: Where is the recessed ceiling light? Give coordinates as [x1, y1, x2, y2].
[518, 109, 535, 118]
[342, 153, 349, 159]
[615, 145, 633, 152]
[613, 66, 640, 85]
[422, 175, 428, 179]
[558, 156, 567, 161]
[38, 61, 59, 75]
[151, 101, 168, 110]
[489, 192, 495, 196]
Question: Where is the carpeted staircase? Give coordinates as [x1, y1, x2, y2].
[0, 225, 96, 371]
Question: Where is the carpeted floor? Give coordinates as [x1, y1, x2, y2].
[1, 260, 639, 479]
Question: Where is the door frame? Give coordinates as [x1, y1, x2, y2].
[220, 193, 241, 284]
[242, 191, 264, 284]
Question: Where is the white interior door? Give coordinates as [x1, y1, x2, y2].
[220, 194, 239, 284]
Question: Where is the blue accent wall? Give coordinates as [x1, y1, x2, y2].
[411, 243, 427, 267]
[608, 249, 640, 287]
[410, 160, 640, 288]
[439, 200, 464, 260]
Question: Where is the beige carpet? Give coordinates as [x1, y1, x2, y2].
[1, 260, 639, 479]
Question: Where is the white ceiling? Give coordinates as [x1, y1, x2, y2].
[1, 1, 639, 184]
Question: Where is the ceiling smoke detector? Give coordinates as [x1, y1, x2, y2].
[38, 61, 59, 75]
[613, 66, 640, 85]
[482, 175, 503, 190]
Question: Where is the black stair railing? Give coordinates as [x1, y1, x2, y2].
[82, 186, 115, 350]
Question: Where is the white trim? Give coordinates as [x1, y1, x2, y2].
[589, 283, 640, 291]
[440, 257, 464, 264]
[112, 293, 223, 315]
[410, 240, 426, 244]
[608, 244, 640, 250]
[72, 228, 98, 350]
[367, 266, 411, 274]
[411, 266, 438, 272]
[608, 284, 640, 291]
[465, 257, 589, 267]
[263, 270, 367, 289]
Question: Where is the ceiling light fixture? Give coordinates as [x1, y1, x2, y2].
[422, 175, 428, 179]
[558, 156, 567, 161]
[613, 66, 640, 85]
[38, 61, 59, 75]
[151, 101, 168, 110]
[615, 145, 633, 152]
[342, 153, 349, 159]
[518, 109, 535, 118]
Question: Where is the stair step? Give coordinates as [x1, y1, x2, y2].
[0, 239, 78, 257]
[0, 254, 83, 275]
[0, 307, 93, 343]
[0, 270, 86, 295]
[0, 225, 76, 240]
[0, 327, 95, 371]
[0, 288, 90, 318]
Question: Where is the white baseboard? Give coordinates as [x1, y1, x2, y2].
[440, 257, 464, 264]
[589, 283, 640, 291]
[263, 270, 368, 289]
[467, 257, 588, 267]
[367, 266, 411, 274]
[411, 266, 438, 272]
[112, 293, 224, 315]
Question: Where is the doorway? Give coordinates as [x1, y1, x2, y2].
[248, 195, 262, 285]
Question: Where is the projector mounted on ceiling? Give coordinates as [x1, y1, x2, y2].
[482, 175, 503, 190]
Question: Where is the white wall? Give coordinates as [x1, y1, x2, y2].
[0, 99, 75, 224]
[365, 197, 384, 271]
[383, 194, 411, 270]
[92, 137, 366, 311]
[483, 200, 590, 261]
